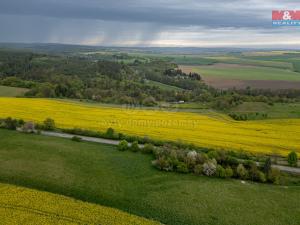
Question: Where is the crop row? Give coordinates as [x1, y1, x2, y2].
[0, 98, 299, 155]
[0, 183, 160, 225]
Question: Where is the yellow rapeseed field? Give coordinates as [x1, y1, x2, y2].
[0, 183, 161, 225]
[0, 97, 299, 155]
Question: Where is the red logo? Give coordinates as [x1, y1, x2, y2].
[272, 10, 300, 20]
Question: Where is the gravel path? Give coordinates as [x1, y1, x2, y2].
[41, 131, 144, 147]
[41, 131, 300, 174]
[272, 165, 300, 174]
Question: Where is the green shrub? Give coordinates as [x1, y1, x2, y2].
[263, 157, 272, 174]
[71, 136, 82, 142]
[196, 153, 208, 164]
[118, 140, 129, 151]
[243, 160, 256, 168]
[249, 163, 260, 181]
[3, 117, 18, 130]
[236, 164, 247, 179]
[194, 164, 203, 175]
[43, 118, 55, 131]
[176, 150, 186, 162]
[141, 143, 154, 154]
[0, 117, 24, 130]
[169, 150, 179, 166]
[152, 157, 172, 171]
[288, 151, 298, 167]
[207, 151, 219, 160]
[130, 141, 140, 152]
[225, 167, 234, 178]
[226, 156, 239, 166]
[236, 151, 252, 160]
[105, 127, 115, 138]
[249, 162, 265, 183]
[216, 165, 226, 178]
[217, 151, 228, 163]
[258, 171, 266, 183]
[18, 119, 25, 126]
[118, 132, 125, 140]
[176, 162, 189, 173]
[267, 168, 280, 184]
[169, 157, 180, 169]
[63, 128, 102, 138]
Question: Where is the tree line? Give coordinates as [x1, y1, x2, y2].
[1, 50, 300, 109]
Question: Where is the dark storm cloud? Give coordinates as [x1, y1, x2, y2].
[0, 0, 299, 47]
[0, 0, 272, 28]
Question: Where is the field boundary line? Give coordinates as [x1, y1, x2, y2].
[39, 131, 300, 174]
[0, 202, 91, 224]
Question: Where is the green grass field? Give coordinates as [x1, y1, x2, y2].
[171, 56, 217, 65]
[189, 64, 300, 81]
[243, 53, 300, 62]
[230, 102, 300, 120]
[241, 53, 300, 72]
[0, 85, 28, 97]
[204, 56, 293, 69]
[0, 129, 299, 225]
[292, 61, 300, 72]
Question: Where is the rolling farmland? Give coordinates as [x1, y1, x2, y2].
[0, 183, 160, 225]
[0, 129, 299, 225]
[0, 97, 299, 155]
[180, 64, 300, 89]
[185, 64, 300, 81]
[1, 3, 300, 225]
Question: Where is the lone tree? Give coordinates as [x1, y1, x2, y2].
[130, 141, 140, 152]
[263, 157, 272, 174]
[141, 143, 154, 154]
[236, 164, 247, 179]
[43, 118, 55, 131]
[105, 127, 115, 138]
[203, 160, 217, 176]
[118, 140, 129, 151]
[288, 151, 298, 167]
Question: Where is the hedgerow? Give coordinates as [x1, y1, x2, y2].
[0, 116, 286, 184]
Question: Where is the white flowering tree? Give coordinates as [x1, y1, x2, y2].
[203, 160, 217, 176]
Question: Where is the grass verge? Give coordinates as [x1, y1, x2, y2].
[0, 129, 299, 225]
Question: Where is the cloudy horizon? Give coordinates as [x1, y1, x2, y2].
[1, 0, 300, 48]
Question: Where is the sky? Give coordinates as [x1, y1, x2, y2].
[0, 0, 300, 48]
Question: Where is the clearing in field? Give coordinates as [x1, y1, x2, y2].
[0, 85, 28, 97]
[180, 64, 300, 89]
[231, 102, 300, 120]
[0, 183, 159, 225]
[0, 98, 299, 155]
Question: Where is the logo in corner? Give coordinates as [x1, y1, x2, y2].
[272, 10, 300, 26]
